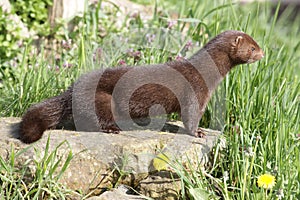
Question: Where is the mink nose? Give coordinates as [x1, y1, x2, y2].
[260, 49, 264, 58]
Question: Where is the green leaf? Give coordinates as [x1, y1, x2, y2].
[188, 188, 210, 200]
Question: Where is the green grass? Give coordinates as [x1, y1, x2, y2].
[0, 0, 299, 199]
[0, 137, 75, 199]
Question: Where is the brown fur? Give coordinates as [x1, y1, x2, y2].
[18, 30, 264, 143]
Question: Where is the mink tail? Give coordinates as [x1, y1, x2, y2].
[19, 88, 72, 143]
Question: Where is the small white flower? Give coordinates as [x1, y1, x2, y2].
[244, 147, 254, 157]
[223, 171, 229, 182]
[276, 188, 284, 199]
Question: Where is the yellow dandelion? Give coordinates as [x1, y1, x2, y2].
[257, 174, 276, 189]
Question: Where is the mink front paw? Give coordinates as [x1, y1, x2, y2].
[101, 124, 121, 134]
[106, 129, 120, 134]
[195, 128, 206, 138]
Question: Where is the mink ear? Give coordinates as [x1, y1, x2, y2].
[233, 36, 243, 47]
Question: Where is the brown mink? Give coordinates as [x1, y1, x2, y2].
[18, 30, 264, 143]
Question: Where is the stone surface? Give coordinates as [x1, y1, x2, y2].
[87, 185, 147, 200]
[0, 117, 220, 199]
[137, 171, 181, 200]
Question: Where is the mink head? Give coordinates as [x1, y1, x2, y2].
[206, 30, 264, 66]
[227, 31, 264, 65]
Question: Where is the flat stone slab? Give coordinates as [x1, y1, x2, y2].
[0, 117, 221, 199]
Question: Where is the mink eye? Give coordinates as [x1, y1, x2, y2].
[251, 47, 256, 52]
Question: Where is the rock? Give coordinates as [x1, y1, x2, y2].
[137, 171, 181, 200]
[48, 0, 85, 31]
[0, 117, 220, 199]
[87, 185, 147, 200]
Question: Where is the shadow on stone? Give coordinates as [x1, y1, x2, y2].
[9, 121, 21, 140]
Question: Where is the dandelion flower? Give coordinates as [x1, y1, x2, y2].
[257, 174, 276, 189]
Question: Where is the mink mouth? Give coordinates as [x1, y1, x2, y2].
[247, 59, 256, 63]
[247, 56, 263, 63]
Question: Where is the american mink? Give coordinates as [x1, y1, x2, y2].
[19, 30, 264, 143]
